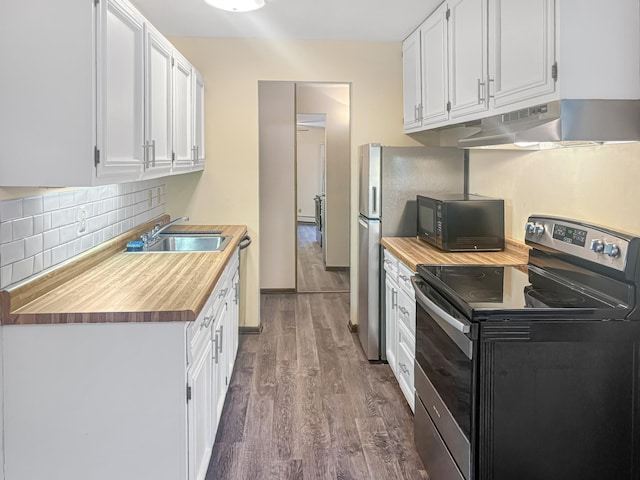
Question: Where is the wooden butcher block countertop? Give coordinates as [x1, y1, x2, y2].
[1, 221, 247, 325]
[381, 237, 530, 271]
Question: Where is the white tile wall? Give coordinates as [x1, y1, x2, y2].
[0, 179, 166, 289]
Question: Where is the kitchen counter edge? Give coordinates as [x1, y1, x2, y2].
[1, 224, 247, 326]
[381, 236, 529, 271]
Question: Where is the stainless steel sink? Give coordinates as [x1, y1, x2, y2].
[143, 234, 232, 252]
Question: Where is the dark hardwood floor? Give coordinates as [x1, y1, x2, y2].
[206, 293, 427, 479]
[297, 223, 350, 293]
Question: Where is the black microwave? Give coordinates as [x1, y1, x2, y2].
[417, 193, 505, 251]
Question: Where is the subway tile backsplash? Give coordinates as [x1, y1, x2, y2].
[0, 179, 166, 289]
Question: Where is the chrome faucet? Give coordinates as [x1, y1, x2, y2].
[141, 216, 189, 247]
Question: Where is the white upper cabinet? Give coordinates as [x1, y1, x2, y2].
[487, 0, 555, 109]
[404, 0, 640, 134]
[193, 70, 206, 170]
[97, 0, 146, 182]
[448, 0, 488, 119]
[0, 0, 204, 187]
[144, 25, 174, 177]
[420, 3, 449, 126]
[173, 53, 195, 173]
[402, 29, 422, 131]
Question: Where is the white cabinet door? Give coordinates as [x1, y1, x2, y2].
[448, 0, 488, 120]
[187, 333, 213, 480]
[402, 29, 422, 131]
[193, 69, 206, 170]
[420, 2, 450, 126]
[96, 0, 145, 181]
[488, 0, 556, 108]
[144, 26, 173, 177]
[173, 53, 194, 173]
[212, 304, 229, 425]
[385, 275, 398, 374]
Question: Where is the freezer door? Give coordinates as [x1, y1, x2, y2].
[358, 144, 381, 219]
[358, 215, 381, 360]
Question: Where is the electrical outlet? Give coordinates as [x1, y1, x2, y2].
[77, 207, 87, 235]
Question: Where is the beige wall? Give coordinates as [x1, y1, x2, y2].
[258, 81, 296, 291]
[165, 38, 419, 327]
[469, 142, 640, 239]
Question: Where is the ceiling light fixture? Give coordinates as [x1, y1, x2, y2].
[204, 0, 265, 12]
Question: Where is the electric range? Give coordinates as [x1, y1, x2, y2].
[412, 215, 640, 480]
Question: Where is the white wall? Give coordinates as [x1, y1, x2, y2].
[469, 142, 640, 239]
[0, 180, 166, 289]
[296, 127, 324, 222]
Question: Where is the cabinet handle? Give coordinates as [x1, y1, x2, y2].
[418, 103, 423, 120]
[488, 77, 495, 99]
[213, 332, 219, 364]
[142, 144, 148, 169]
[392, 289, 397, 309]
[399, 363, 410, 375]
[399, 274, 409, 282]
[150, 140, 156, 168]
[218, 324, 224, 354]
[191, 146, 197, 165]
[414, 105, 418, 121]
[219, 288, 228, 298]
[200, 314, 213, 330]
[477, 78, 486, 104]
[399, 306, 409, 316]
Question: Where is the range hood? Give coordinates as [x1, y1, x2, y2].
[458, 99, 640, 150]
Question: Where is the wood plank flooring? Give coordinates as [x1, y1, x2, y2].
[297, 224, 350, 293]
[206, 293, 427, 479]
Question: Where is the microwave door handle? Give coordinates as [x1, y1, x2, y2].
[411, 277, 471, 334]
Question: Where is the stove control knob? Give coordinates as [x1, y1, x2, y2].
[525, 222, 544, 235]
[525, 222, 536, 234]
[590, 239, 604, 253]
[604, 243, 620, 258]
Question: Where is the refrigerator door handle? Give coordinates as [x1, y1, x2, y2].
[372, 186, 377, 214]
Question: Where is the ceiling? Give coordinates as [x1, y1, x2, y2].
[130, 0, 441, 41]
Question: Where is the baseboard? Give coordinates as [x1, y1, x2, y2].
[325, 266, 349, 272]
[240, 325, 263, 335]
[260, 288, 296, 294]
[348, 319, 358, 333]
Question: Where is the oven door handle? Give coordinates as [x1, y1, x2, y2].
[411, 276, 471, 334]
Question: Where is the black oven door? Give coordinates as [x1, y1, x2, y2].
[412, 276, 476, 480]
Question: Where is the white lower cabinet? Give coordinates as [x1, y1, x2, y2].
[383, 248, 416, 412]
[2, 248, 241, 480]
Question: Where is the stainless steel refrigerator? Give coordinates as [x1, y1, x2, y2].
[357, 144, 465, 360]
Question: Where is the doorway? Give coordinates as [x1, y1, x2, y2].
[296, 114, 349, 292]
[258, 81, 351, 294]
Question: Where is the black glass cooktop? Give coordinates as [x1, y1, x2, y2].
[417, 264, 629, 320]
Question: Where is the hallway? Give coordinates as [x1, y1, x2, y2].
[296, 223, 350, 293]
[206, 293, 427, 479]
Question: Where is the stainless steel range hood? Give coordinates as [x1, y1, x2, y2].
[458, 99, 640, 149]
